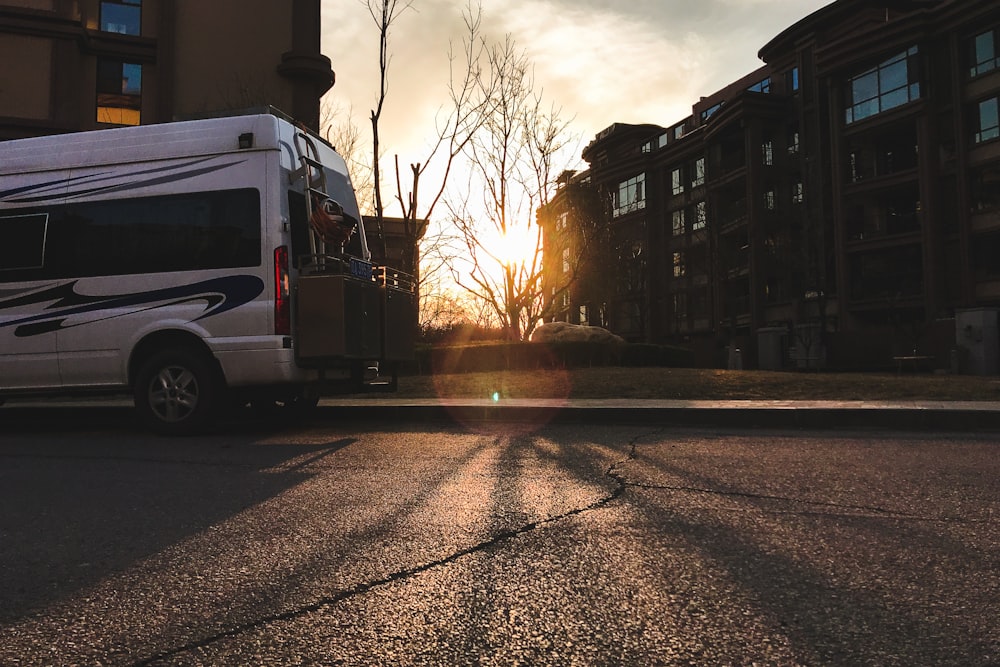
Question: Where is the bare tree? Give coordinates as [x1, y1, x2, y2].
[391, 4, 492, 288]
[364, 0, 415, 259]
[447, 34, 574, 341]
[320, 99, 376, 215]
[359, 0, 492, 324]
[538, 172, 623, 330]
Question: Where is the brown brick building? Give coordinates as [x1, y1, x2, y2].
[0, 0, 334, 140]
[541, 0, 1000, 372]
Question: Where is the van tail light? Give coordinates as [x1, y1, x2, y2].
[274, 245, 291, 336]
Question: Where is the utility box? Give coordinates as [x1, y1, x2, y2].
[296, 274, 382, 362]
[757, 326, 788, 370]
[955, 308, 999, 375]
[382, 284, 416, 361]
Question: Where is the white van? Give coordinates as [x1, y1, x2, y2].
[0, 110, 414, 434]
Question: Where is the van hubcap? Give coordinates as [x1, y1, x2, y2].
[149, 366, 198, 422]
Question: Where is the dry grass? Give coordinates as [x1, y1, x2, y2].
[378, 367, 1000, 402]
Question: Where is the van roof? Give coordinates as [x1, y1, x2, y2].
[0, 114, 286, 175]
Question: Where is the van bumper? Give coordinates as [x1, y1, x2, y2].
[210, 336, 350, 387]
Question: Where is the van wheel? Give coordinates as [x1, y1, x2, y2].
[134, 348, 220, 435]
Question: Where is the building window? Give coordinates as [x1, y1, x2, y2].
[642, 133, 668, 153]
[691, 157, 705, 188]
[613, 173, 645, 217]
[562, 247, 571, 274]
[971, 28, 999, 78]
[971, 164, 1000, 213]
[673, 124, 685, 140]
[792, 182, 804, 204]
[976, 97, 999, 144]
[672, 210, 685, 236]
[625, 241, 645, 294]
[748, 78, 771, 94]
[701, 103, 723, 122]
[786, 67, 800, 92]
[579, 304, 589, 324]
[97, 59, 142, 126]
[693, 201, 707, 231]
[849, 151, 864, 183]
[762, 140, 774, 166]
[973, 231, 1000, 280]
[673, 251, 685, 278]
[764, 190, 776, 210]
[788, 128, 800, 154]
[100, 0, 141, 35]
[850, 245, 923, 301]
[845, 46, 920, 125]
[671, 168, 684, 196]
[556, 211, 568, 231]
[673, 293, 687, 327]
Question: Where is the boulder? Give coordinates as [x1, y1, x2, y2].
[530, 321, 625, 345]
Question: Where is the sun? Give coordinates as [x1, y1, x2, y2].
[494, 224, 540, 269]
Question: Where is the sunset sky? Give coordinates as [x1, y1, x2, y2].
[321, 0, 830, 180]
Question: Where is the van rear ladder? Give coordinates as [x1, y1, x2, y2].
[289, 130, 332, 262]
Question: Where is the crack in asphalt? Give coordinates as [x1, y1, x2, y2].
[618, 433, 989, 524]
[131, 430, 652, 666]
[625, 482, 991, 524]
[132, 427, 981, 664]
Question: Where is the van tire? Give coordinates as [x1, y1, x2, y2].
[134, 348, 220, 435]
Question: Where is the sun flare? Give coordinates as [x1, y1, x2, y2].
[495, 225, 538, 269]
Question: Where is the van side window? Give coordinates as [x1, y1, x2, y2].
[0, 213, 48, 274]
[1, 188, 260, 282]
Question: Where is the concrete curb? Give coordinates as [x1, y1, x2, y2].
[4, 398, 1000, 432]
[317, 399, 1000, 432]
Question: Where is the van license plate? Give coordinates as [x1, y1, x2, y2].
[350, 258, 373, 279]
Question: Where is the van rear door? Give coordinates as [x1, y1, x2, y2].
[0, 211, 62, 390]
[0, 292, 61, 391]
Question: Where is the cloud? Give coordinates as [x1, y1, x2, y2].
[320, 0, 830, 181]
[489, 0, 713, 133]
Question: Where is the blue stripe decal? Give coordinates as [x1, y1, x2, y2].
[1, 157, 246, 204]
[0, 173, 113, 201]
[0, 275, 264, 337]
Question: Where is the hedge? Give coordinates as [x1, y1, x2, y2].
[405, 341, 692, 375]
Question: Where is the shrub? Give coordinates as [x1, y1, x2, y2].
[413, 340, 692, 374]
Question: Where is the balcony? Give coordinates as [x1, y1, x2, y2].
[846, 181, 922, 243]
[847, 207, 920, 242]
[844, 123, 919, 189]
[848, 245, 924, 302]
[717, 198, 748, 230]
[724, 294, 752, 322]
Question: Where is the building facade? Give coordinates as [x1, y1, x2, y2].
[541, 0, 1000, 371]
[0, 0, 334, 140]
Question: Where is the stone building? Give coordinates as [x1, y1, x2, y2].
[0, 0, 333, 139]
[541, 0, 1000, 372]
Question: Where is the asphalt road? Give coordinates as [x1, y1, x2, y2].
[0, 408, 998, 665]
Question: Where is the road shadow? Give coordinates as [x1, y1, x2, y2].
[617, 431, 999, 664]
[0, 423, 355, 623]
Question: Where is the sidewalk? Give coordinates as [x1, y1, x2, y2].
[323, 397, 1000, 431]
